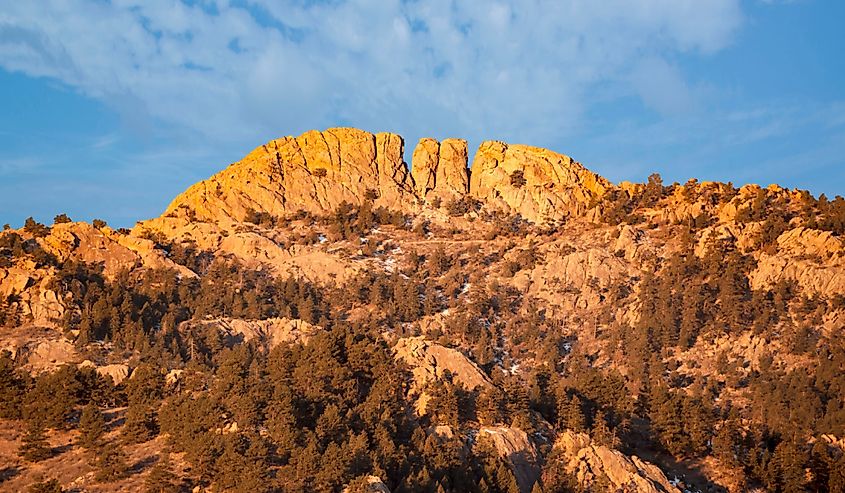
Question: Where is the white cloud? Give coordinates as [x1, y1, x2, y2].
[0, 0, 744, 153]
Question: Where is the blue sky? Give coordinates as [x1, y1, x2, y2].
[1, 0, 843, 227]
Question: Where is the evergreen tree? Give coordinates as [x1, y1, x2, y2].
[144, 452, 181, 493]
[494, 461, 520, 493]
[563, 395, 586, 433]
[18, 419, 52, 462]
[712, 419, 742, 469]
[122, 404, 158, 444]
[23, 365, 82, 429]
[476, 387, 505, 426]
[591, 410, 619, 448]
[774, 438, 810, 493]
[0, 350, 26, 419]
[95, 442, 129, 482]
[77, 404, 105, 450]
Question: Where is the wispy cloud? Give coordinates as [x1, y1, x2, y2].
[0, 0, 744, 149]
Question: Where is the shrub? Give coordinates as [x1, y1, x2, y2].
[446, 196, 482, 217]
[23, 217, 49, 237]
[53, 214, 72, 224]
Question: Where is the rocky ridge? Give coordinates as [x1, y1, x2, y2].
[137, 127, 611, 232]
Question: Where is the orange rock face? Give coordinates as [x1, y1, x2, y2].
[469, 141, 613, 223]
[141, 127, 615, 230]
[411, 137, 470, 204]
[151, 128, 416, 225]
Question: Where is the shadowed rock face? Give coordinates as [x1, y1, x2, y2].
[142, 127, 612, 228]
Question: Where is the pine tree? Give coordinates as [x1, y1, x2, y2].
[591, 410, 619, 448]
[564, 395, 586, 433]
[712, 420, 742, 468]
[0, 350, 26, 419]
[144, 452, 180, 493]
[18, 419, 52, 462]
[95, 442, 128, 482]
[476, 387, 505, 426]
[495, 461, 521, 493]
[474, 328, 496, 367]
[77, 404, 105, 450]
[122, 404, 158, 444]
[774, 438, 810, 493]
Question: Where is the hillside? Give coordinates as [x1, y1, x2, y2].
[1, 127, 844, 493]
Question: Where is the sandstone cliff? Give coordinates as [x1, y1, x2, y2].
[477, 426, 542, 493]
[393, 336, 493, 415]
[40, 222, 194, 279]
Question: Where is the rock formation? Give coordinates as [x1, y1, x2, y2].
[40, 222, 195, 279]
[393, 336, 493, 391]
[136, 128, 617, 234]
[469, 141, 613, 223]
[178, 317, 321, 350]
[144, 128, 417, 228]
[477, 426, 541, 493]
[393, 336, 493, 415]
[411, 138, 470, 204]
[551, 430, 682, 493]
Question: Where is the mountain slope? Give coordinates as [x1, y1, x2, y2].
[1, 128, 844, 493]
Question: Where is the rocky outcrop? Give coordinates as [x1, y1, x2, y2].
[411, 138, 469, 204]
[751, 252, 845, 299]
[137, 128, 617, 231]
[144, 128, 416, 227]
[40, 222, 195, 279]
[551, 431, 681, 493]
[343, 475, 391, 493]
[96, 364, 132, 385]
[478, 426, 541, 493]
[179, 317, 321, 350]
[747, 227, 845, 297]
[0, 327, 80, 373]
[0, 266, 32, 297]
[0, 268, 65, 327]
[394, 336, 492, 391]
[776, 227, 844, 258]
[393, 336, 493, 415]
[469, 141, 613, 223]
